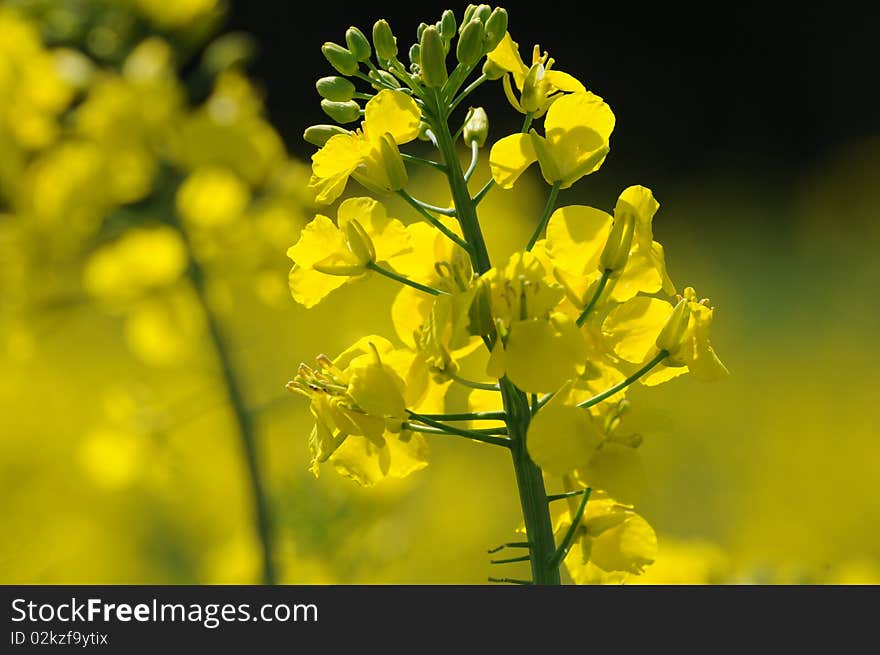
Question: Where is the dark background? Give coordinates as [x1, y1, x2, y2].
[227, 1, 879, 187]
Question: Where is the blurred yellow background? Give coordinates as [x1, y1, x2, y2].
[1, 1, 878, 584]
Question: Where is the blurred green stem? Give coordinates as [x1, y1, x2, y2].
[180, 230, 277, 585]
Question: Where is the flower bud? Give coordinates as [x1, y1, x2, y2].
[320, 99, 361, 124]
[344, 219, 376, 265]
[419, 26, 448, 87]
[463, 107, 489, 147]
[472, 4, 492, 23]
[520, 62, 548, 114]
[599, 214, 635, 273]
[440, 10, 457, 42]
[417, 22, 430, 42]
[408, 43, 421, 66]
[303, 124, 349, 147]
[655, 297, 691, 355]
[482, 57, 506, 80]
[316, 76, 356, 102]
[379, 132, 408, 191]
[456, 19, 485, 66]
[462, 4, 478, 24]
[345, 26, 371, 61]
[368, 68, 397, 90]
[321, 42, 358, 76]
[372, 19, 397, 61]
[483, 8, 508, 51]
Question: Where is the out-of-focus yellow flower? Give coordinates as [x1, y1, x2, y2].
[176, 166, 251, 227]
[83, 225, 188, 304]
[286, 197, 411, 308]
[308, 89, 421, 204]
[487, 33, 585, 117]
[135, 0, 219, 29]
[287, 336, 436, 486]
[490, 92, 614, 189]
[554, 493, 658, 584]
[629, 537, 730, 584]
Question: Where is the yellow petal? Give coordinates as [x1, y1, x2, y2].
[504, 314, 587, 393]
[589, 512, 657, 574]
[544, 69, 586, 93]
[363, 90, 421, 144]
[486, 33, 528, 81]
[489, 133, 537, 189]
[602, 297, 673, 363]
[346, 353, 407, 418]
[527, 383, 602, 476]
[577, 443, 646, 505]
[546, 204, 612, 279]
[329, 432, 429, 486]
[308, 133, 363, 204]
[337, 196, 411, 263]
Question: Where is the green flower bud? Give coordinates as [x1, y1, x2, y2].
[372, 19, 397, 61]
[316, 76, 356, 101]
[320, 99, 361, 124]
[440, 10, 457, 42]
[303, 124, 349, 147]
[345, 26, 371, 61]
[419, 26, 448, 88]
[656, 297, 691, 355]
[482, 57, 506, 80]
[456, 19, 485, 66]
[345, 218, 376, 264]
[379, 132, 409, 191]
[368, 68, 398, 89]
[599, 214, 636, 273]
[483, 8, 508, 51]
[463, 107, 489, 147]
[321, 42, 358, 76]
[417, 22, 430, 42]
[472, 4, 492, 23]
[462, 4, 478, 24]
[408, 43, 421, 66]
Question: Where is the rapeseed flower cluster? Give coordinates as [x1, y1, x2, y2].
[288, 5, 728, 584]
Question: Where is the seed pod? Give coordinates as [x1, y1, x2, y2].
[599, 214, 636, 273]
[520, 62, 548, 114]
[372, 19, 397, 61]
[345, 26, 371, 61]
[419, 26, 448, 87]
[462, 107, 489, 147]
[320, 99, 361, 124]
[316, 76, 356, 102]
[456, 19, 484, 66]
[321, 42, 358, 76]
[484, 8, 508, 51]
[303, 124, 349, 147]
[379, 133, 408, 191]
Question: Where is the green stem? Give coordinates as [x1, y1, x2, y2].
[487, 541, 530, 554]
[366, 261, 445, 296]
[491, 554, 532, 564]
[414, 411, 506, 421]
[525, 181, 561, 251]
[400, 152, 447, 172]
[576, 350, 669, 409]
[472, 179, 495, 205]
[576, 269, 611, 326]
[464, 139, 479, 182]
[548, 488, 592, 569]
[396, 190, 470, 250]
[500, 377, 561, 585]
[450, 73, 487, 112]
[182, 239, 277, 585]
[403, 417, 511, 448]
[547, 489, 589, 502]
[449, 372, 500, 391]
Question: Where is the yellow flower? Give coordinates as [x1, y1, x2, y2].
[544, 204, 612, 307]
[528, 387, 645, 504]
[487, 33, 585, 117]
[176, 166, 250, 227]
[490, 92, 614, 190]
[555, 494, 658, 584]
[308, 89, 421, 204]
[287, 336, 434, 486]
[662, 287, 729, 382]
[480, 252, 588, 393]
[608, 186, 676, 302]
[286, 197, 411, 308]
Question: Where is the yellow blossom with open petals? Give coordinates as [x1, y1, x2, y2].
[487, 33, 585, 117]
[308, 89, 421, 204]
[287, 197, 411, 308]
[490, 91, 615, 190]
